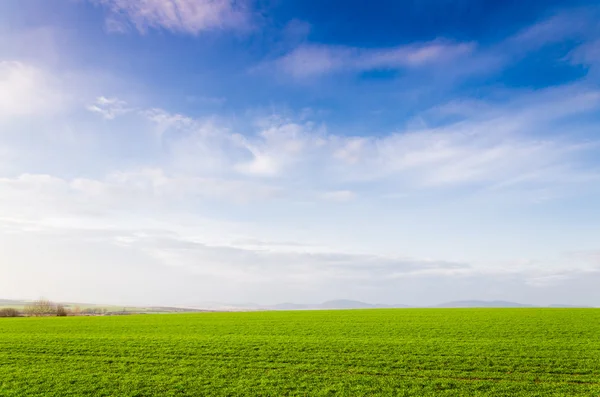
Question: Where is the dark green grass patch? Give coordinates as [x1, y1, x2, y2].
[1, 309, 599, 396]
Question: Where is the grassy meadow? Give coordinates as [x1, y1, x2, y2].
[1, 309, 599, 396]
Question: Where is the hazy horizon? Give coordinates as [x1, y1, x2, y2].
[2, 296, 594, 309]
[2, 0, 600, 307]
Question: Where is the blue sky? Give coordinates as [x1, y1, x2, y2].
[1, 0, 600, 306]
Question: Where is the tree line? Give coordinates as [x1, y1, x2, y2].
[0, 298, 110, 317]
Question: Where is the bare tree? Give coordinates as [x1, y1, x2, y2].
[24, 298, 56, 317]
[0, 308, 20, 317]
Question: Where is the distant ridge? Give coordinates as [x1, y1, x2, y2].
[436, 300, 533, 308]
[169, 299, 597, 311]
[271, 303, 312, 310]
[0, 299, 28, 305]
[318, 299, 410, 309]
[259, 300, 410, 311]
[182, 299, 412, 311]
[548, 304, 592, 308]
[4, 298, 595, 312]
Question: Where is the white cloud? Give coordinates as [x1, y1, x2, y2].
[267, 10, 599, 83]
[274, 41, 474, 78]
[92, 0, 252, 35]
[234, 153, 280, 176]
[112, 82, 600, 194]
[143, 107, 197, 133]
[3, 8, 600, 306]
[231, 119, 326, 177]
[0, 61, 63, 117]
[87, 96, 133, 119]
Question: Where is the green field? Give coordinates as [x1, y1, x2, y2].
[1, 309, 599, 396]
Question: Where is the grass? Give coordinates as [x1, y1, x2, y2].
[1, 309, 599, 396]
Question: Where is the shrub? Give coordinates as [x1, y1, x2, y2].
[56, 305, 68, 317]
[0, 308, 20, 317]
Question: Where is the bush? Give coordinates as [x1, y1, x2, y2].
[56, 305, 68, 317]
[0, 308, 20, 317]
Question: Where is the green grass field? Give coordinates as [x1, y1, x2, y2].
[1, 309, 599, 396]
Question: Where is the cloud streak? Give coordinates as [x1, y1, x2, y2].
[267, 8, 600, 82]
[123, 84, 600, 194]
[2, 218, 599, 306]
[92, 0, 252, 35]
[273, 41, 474, 78]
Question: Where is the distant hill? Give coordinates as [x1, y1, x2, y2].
[436, 300, 533, 308]
[548, 304, 593, 308]
[185, 300, 411, 311]
[175, 299, 554, 311]
[269, 300, 411, 310]
[271, 303, 312, 310]
[319, 300, 411, 309]
[6, 298, 594, 312]
[0, 299, 29, 306]
[319, 300, 376, 309]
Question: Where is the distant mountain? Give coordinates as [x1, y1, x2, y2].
[319, 299, 375, 309]
[548, 304, 593, 308]
[436, 300, 533, 308]
[270, 300, 411, 310]
[0, 299, 28, 306]
[183, 300, 411, 311]
[10, 298, 591, 312]
[178, 302, 263, 311]
[271, 303, 312, 310]
[319, 300, 411, 309]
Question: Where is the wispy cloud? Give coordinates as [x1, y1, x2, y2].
[134, 85, 600, 193]
[3, 215, 599, 305]
[4, 6, 600, 306]
[344, 88, 600, 188]
[267, 8, 600, 82]
[570, 39, 600, 73]
[508, 8, 599, 50]
[272, 41, 474, 78]
[92, 0, 252, 35]
[16, 53, 600, 202]
[87, 96, 133, 119]
[461, 8, 600, 78]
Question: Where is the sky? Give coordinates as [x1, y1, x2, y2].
[1, 0, 600, 307]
